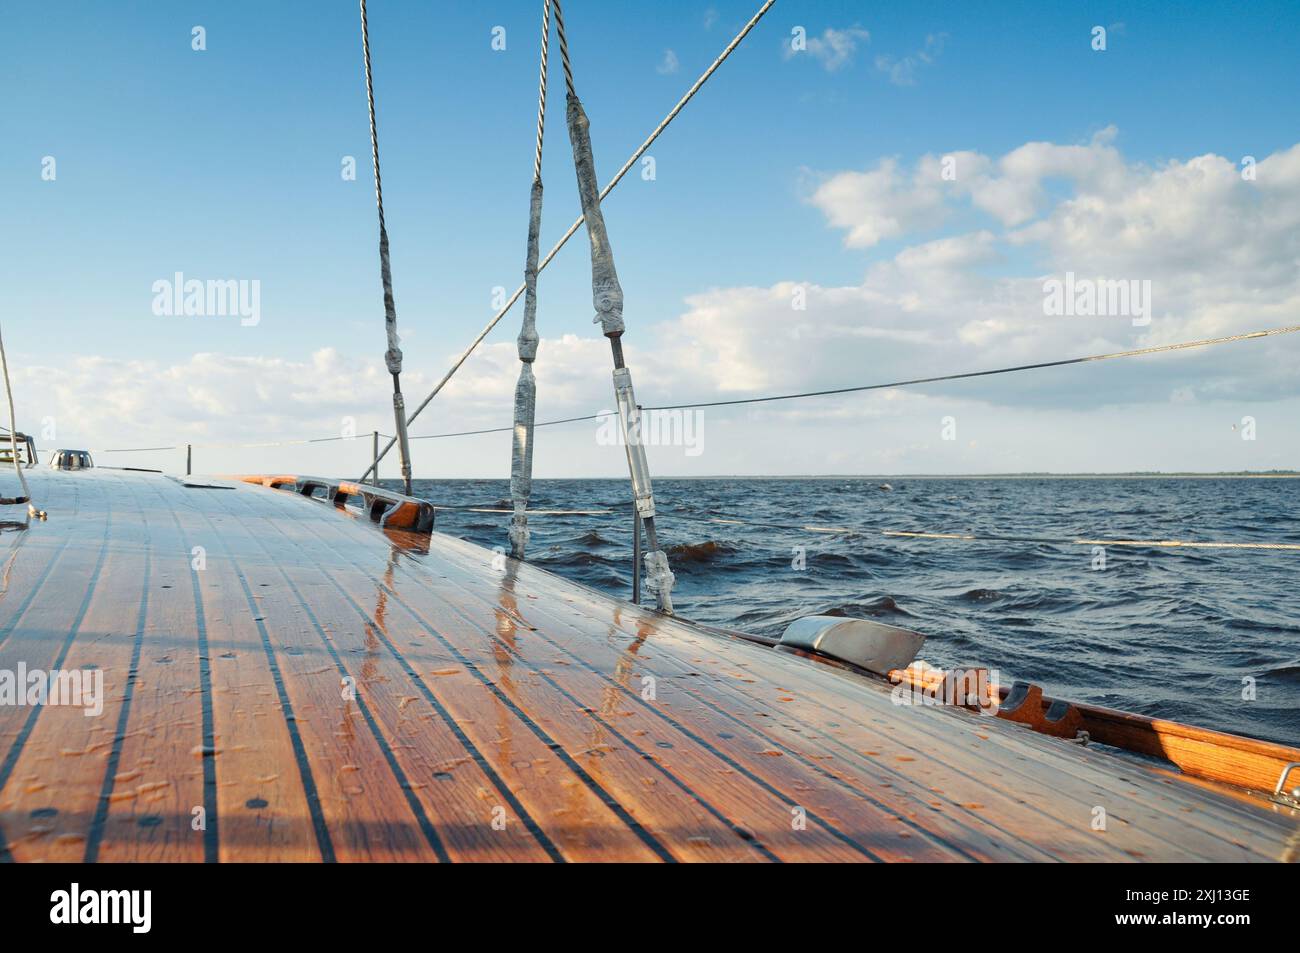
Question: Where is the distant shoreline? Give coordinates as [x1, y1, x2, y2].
[406, 472, 1300, 481]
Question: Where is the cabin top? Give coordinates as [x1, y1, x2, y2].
[0, 468, 1297, 862]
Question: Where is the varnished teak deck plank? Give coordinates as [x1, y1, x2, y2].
[0, 470, 1295, 862]
[159, 483, 324, 862]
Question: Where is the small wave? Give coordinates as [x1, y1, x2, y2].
[959, 588, 1003, 602]
[807, 551, 859, 569]
[535, 550, 621, 568]
[823, 596, 912, 618]
[666, 540, 737, 563]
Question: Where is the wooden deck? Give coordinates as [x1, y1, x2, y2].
[0, 468, 1296, 862]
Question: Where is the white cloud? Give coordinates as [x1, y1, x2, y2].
[656, 49, 679, 75]
[703, 135, 1300, 415]
[809, 127, 1131, 243]
[786, 26, 871, 72]
[875, 33, 947, 86]
[807, 157, 947, 247]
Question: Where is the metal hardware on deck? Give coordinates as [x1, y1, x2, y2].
[0, 432, 39, 469]
[168, 476, 233, 489]
[508, 362, 537, 559]
[371, 430, 379, 486]
[778, 616, 925, 676]
[186, 444, 192, 475]
[233, 474, 435, 534]
[632, 510, 642, 604]
[390, 386, 413, 496]
[1275, 762, 1300, 807]
[49, 449, 94, 471]
[614, 378, 653, 519]
[997, 683, 1086, 738]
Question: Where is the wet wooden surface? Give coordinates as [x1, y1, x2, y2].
[0, 469, 1297, 862]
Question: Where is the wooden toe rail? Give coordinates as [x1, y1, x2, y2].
[228, 474, 435, 534]
[889, 663, 1300, 796]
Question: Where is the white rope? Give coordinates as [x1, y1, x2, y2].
[0, 323, 43, 520]
[439, 507, 612, 516]
[884, 530, 1300, 551]
[688, 512, 1300, 555]
[357, 0, 778, 482]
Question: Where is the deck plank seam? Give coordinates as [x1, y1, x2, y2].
[442, 564, 1006, 862]
[482, 566, 1106, 860]
[0, 479, 85, 654]
[84, 476, 154, 862]
[279, 504, 866, 862]
[180, 493, 336, 862]
[234, 494, 679, 862]
[243, 554, 456, 862]
[142, 475, 225, 861]
[411, 527, 1273, 860]
[373, 531, 1011, 859]
[215, 488, 566, 862]
[527, 552, 1283, 857]
[376, 561, 880, 862]
[0, 479, 111, 860]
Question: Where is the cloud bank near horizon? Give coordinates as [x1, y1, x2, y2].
[11, 132, 1300, 476]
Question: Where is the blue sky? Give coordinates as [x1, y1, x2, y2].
[2, 1, 1299, 476]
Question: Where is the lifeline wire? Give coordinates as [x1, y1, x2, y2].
[398, 322, 1300, 441]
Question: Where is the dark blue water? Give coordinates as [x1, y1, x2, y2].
[399, 477, 1300, 746]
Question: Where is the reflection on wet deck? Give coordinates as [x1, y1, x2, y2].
[0, 470, 1296, 862]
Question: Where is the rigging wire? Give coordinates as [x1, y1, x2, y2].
[357, 0, 779, 482]
[506, 0, 555, 560]
[359, 0, 414, 495]
[425, 502, 1300, 552]
[79, 320, 1300, 451]
[397, 321, 1300, 440]
[92, 433, 395, 454]
[646, 323, 1300, 412]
